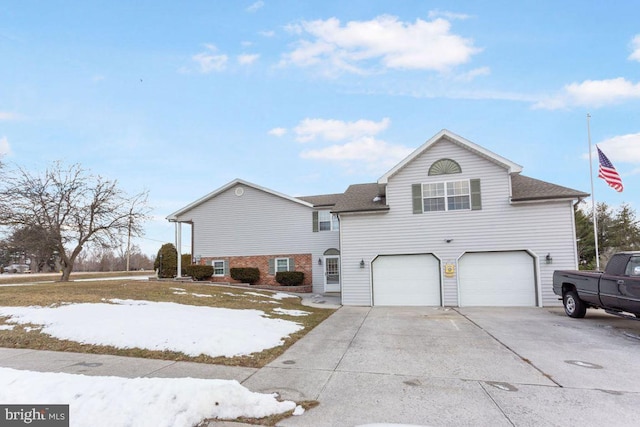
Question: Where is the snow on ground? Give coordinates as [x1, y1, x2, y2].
[191, 293, 213, 298]
[244, 291, 272, 298]
[270, 292, 299, 300]
[244, 291, 298, 301]
[272, 308, 311, 317]
[0, 299, 303, 357]
[0, 367, 298, 427]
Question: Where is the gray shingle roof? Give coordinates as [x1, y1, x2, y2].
[332, 183, 389, 213]
[298, 174, 588, 214]
[297, 193, 343, 207]
[511, 174, 589, 202]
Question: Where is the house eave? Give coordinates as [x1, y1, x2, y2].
[510, 196, 585, 204]
[334, 207, 390, 215]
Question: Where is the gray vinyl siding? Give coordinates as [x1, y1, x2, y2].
[340, 140, 578, 307]
[174, 184, 339, 293]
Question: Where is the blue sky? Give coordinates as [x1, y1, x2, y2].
[1, 1, 639, 255]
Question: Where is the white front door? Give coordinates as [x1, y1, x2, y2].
[324, 256, 340, 292]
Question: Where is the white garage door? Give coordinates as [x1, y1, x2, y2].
[372, 254, 440, 306]
[458, 251, 536, 307]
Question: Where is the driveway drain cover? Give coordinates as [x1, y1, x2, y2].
[565, 360, 603, 369]
[282, 360, 296, 365]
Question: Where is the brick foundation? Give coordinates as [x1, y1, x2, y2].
[201, 253, 313, 288]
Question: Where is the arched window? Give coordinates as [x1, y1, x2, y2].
[428, 159, 461, 176]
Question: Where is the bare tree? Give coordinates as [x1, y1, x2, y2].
[0, 162, 150, 281]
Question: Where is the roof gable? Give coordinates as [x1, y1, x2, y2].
[378, 129, 523, 185]
[167, 178, 313, 221]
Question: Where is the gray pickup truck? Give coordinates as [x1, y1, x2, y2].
[553, 252, 640, 318]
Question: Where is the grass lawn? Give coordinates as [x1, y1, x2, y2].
[0, 278, 336, 368]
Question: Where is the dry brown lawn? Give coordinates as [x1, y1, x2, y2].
[0, 278, 336, 368]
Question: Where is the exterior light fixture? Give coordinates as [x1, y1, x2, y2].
[546, 253, 553, 264]
[318, 258, 322, 265]
[360, 259, 365, 268]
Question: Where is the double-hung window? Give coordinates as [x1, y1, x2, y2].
[275, 258, 290, 272]
[212, 260, 225, 276]
[422, 180, 470, 211]
[414, 179, 480, 213]
[314, 210, 339, 231]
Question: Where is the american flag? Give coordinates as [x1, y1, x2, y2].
[597, 146, 623, 192]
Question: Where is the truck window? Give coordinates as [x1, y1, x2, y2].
[625, 256, 640, 276]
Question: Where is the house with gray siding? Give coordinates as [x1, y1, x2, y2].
[167, 179, 342, 291]
[168, 130, 588, 307]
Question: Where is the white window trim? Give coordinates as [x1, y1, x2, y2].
[275, 257, 290, 272]
[422, 179, 471, 212]
[212, 260, 225, 276]
[318, 210, 339, 231]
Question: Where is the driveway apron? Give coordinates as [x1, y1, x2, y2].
[243, 307, 640, 426]
[242, 306, 554, 426]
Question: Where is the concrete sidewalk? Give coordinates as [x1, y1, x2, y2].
[2, 306, 640, 426]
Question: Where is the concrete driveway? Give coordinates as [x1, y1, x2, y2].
[242, 306, 640, 426]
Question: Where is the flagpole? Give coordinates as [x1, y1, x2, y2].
[587, 113, 600, 271]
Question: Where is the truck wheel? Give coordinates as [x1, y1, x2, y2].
[563, 290, 586, 318]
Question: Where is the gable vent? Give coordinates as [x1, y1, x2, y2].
[429, 158, 462, 176]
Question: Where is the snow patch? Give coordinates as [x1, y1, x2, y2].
[0, 300, 304, 357]
[273, 308, 311, 317]
[0, 367, 296, 427]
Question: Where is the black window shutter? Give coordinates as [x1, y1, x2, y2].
[412, 184, 423, 214]
[470, 179, 482, 210]
[312, 211, 319, 232]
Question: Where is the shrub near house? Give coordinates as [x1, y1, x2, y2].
[184, 265, 213, 281]
[230, 268, 260, 285]
[275, 272, 305, 286]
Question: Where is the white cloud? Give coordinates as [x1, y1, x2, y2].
[246, 1, 264, 13]
[259, 30, 275, 37]
[0, 136, 11, 155]
[293, 117, 391, 143]
[454, 66, 491, 82]
[428, 10, 471, 20]
[268, 127, 287, 137]
[0, 112, 21, 121]
[238, 53, 260, 65]
[629, 35, 640, 62]
[192, 44, 228, 73]
[300, 136, 413, 171]
[534, 77, 640, 110]
[596, 132, 640, 164]
[288, 117, 410, 173]
[280, 15, 480, 76]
